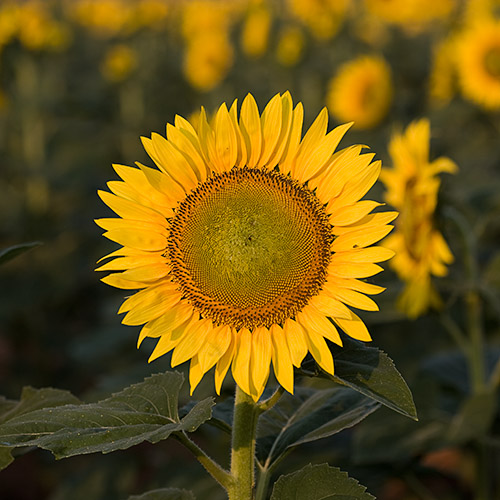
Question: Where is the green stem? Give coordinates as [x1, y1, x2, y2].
[228, 386, 259, 500]
[255, 466, 272, 500]
[173, 432, 233, 491]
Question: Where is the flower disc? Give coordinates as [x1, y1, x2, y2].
[169, 168, 331, 330]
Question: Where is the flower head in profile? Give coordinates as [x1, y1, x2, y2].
[380, 119, 457, 318]
[96, 93, 396, 400]
[455, 19, 500, 110]
[326, 55, 393, 130]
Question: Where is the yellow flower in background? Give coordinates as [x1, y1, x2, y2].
[183, 34, 234, 91]
[455, 20, 500, 110]
[241, 1, 272, 59]
[429, 37, 458, 107]
[181, 0, 237, 91]
[133, 0, 169, 31]
[16, 1, 71, 52]
[363, 0, 456, 33]
[101, 44, 137, 83]
[326, 55, 393, 130]
[97, 93, 396, 400]
[69, 0, 131, 37]
[380, 119, 458, 318]
[286, 0, 348, 40]
[0, 3, 19, 48]
[276, 25, 305, 67]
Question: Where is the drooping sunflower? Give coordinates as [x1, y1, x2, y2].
[326, 55, 393, 130]
[455, 20, 500, 110]
[96, 93, 396, 400]
[380, 119, 457, 319]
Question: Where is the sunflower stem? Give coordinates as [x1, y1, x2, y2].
[172, 432, 233, 491]
[228, 386, 259, 500]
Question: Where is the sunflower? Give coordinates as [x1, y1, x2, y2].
[455, 20, 500, 110]
[96, 93, 396, 400]
[380, 119, 457, 318]
[326, 55, 393, 130]
[363, 0, 456, 33]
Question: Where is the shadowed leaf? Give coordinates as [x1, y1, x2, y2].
[129, 487, 196, 500]
[257, 386, 379, 466]
[0, 372, 214, 459]
[0, 242, 42, 265]
[270, 463, 375, 500]
[300, 336, 417, 420]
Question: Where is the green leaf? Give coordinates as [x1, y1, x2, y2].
[256, 387, 379, 466]
[129, 487, 196, 500]
[300, 336, 417, 421]
[0, 242, 42, 265]
[0, 372, 214, 459]
[448, 390, 498, 444]
[0, 446, 13, 470]
[0, 387, 80, 471]
[270, 463, 375, 500]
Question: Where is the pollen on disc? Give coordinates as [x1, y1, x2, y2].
[168, 168, 331, 329]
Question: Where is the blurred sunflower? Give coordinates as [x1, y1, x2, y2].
[380, 119, 457, 318]
[455, 20, 500, 110]
[326, 55, 393, 130]
[286, 0, 348, 40]
[97, 93, 396, 400]
[363, 0, 456, 33]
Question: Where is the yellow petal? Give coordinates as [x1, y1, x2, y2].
[148, 313, 196, 362]
[328, 261, 384, 279]
[100, 222, 167, 252]
[333, 310, 372, 342]
[95, 254, 166, 272]
[117, 263, 170, 282]
[240, 94, 262, 168]
[198, 325, 232, 373]
[229, 99, 248, 168]
[328, 160, 381, 210]
[324, 276, 385, 295]
[250, 326, 272, 400]
[302, 326, 334, 375]
[265, 92, 294, 170]
[101, 273, 148, 290]
[166, 123, 208, 182]
[323, 286, 379, 311]
[330, 247, 395, 264]
[231, 328, 252, 395]
[122, 284, 182, 325]
[214, 103, 238, 172]
[137, 301, 193, 347]
[283, 318, 308, 368]
[279, 102, 303, 175]
[297, 306, 342, 346]
[330, 224, 394, 252]
[215, 328, 237, 395]
[257, 93, 282, 168]
[189, 355, 204, 395]
[137, 162, 185, 203]
[307, 293, 352, 320]
[329, 200, 382, 226]
[150, 133, 198, 191]
[197, 107, 219, 173]
[270, 324, 294, 394]
[171, 318, 213, 367]
[295, 122, 353, 183]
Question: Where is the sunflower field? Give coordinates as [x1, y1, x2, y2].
[1, 0, 500, 499]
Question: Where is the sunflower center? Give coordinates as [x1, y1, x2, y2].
[168, 168, 331, 329]
[484, 46, 500, 78]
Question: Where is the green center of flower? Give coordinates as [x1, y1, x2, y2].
[484, 46, 500, 78]
[168, 168, 332, 329]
